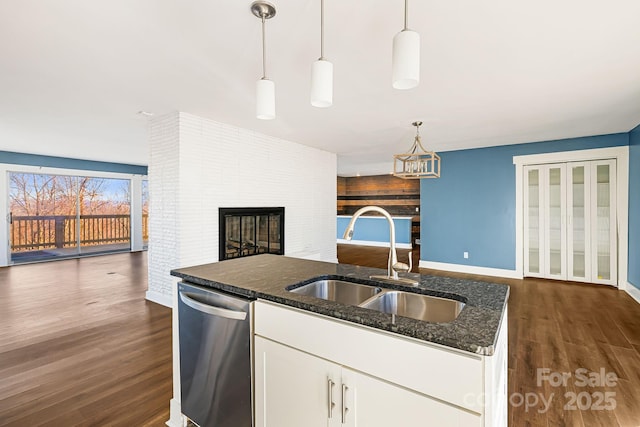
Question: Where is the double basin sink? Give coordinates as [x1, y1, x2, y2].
[288, 278, 464, 323]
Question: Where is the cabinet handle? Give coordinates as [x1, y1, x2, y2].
[341, 384, 349, 424]
[327, 378, 335, 418]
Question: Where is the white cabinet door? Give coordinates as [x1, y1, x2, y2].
[567, 162, 592, 282]
[590, 159, 617, 285]
[255, 336, 481, 427]
[340, 368, 481, 427]
[524, 164, 567, 279]
[254, 336, 341, 427]
[524, 166, 545, 278]
[523, 160, 616, 285]
[544, 164, 567, 280]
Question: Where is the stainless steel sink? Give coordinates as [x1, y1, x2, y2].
[288, 279, 464, 323]
[360, 291, 465, 323]
[289, 279, 382, 306]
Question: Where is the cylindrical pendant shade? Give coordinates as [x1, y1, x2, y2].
[311, 59, 333, 108]
[256, 78, 275, 120]
[392, 29, 420, 90]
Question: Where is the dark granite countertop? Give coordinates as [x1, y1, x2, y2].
[171, 254, 510, 355]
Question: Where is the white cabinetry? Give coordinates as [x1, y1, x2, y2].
[254, 301, 507, 427]
[255, 336, 339, 427]
[255, 337, 477, 427]
[341, 366, 478, 427]
[524, 159, 617, 285]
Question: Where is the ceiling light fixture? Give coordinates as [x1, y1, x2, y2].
[392, 0, 420, 90]
[310, 0, 333, 108]
[393, 121, 440, 179]
[251, 1, 277, 120]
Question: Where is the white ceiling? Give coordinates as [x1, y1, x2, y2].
[1, 0, 639, 176]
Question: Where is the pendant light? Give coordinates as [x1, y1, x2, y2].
[310, 0, 333, 107]
[393, 122, 440, 179]
[392, 0, 420, 90]
[251, 1, 276, 120]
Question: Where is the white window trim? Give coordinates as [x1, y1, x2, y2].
[0, 163, 148, 266]
[513, 146, 629, 288]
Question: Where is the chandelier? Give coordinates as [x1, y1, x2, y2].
[393, 121, 440, 179]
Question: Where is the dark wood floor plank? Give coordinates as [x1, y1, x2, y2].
[0, 252, 172, 427]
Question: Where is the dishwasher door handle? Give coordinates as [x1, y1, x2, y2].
[179, 292, 247, 320]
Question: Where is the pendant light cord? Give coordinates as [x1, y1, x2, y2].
[403, 0, 408, 30]
[261, 15, 267, 79]
[320, 0, 325, 60]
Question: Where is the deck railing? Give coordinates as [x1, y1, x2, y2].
[10, 214, 149, 252]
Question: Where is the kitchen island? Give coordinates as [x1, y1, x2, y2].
[172, 254, 509, 427]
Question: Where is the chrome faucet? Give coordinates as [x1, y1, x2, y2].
[342, 206, 417, 286]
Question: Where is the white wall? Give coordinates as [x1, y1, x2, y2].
[146, 112, 337, 304]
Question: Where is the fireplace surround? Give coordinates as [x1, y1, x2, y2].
[219, 207, 284, 261]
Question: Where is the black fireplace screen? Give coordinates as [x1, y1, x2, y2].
[219, 207, 284, 261]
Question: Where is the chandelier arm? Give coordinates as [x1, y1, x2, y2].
[414, 136, 430, 153]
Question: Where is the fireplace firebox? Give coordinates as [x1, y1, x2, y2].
[219, 207, 284, 261]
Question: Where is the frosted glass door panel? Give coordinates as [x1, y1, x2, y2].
[545, 165, 566, 279]
[591, 161, 616, 284]
[567, 163, 591, 282]
[524, 167, 544, 277]
[522, 159, 616, 285]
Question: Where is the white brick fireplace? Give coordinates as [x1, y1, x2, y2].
[146, 111, 337, 307]
[147, 111, 337, 426]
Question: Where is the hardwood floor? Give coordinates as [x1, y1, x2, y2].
[0, 252, 172, 426]
[1, 247, 638, 426]
[338, 244, 640, 427]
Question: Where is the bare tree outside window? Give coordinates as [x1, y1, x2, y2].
[9, 173, 132, 261]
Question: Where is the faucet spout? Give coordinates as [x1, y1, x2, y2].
[343, 206, 399, 279]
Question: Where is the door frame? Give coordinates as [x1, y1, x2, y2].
[513, 146, 629, 288]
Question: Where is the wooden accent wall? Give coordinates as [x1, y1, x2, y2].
[337, 175, 420, 216]
[337, 175, 421, 245]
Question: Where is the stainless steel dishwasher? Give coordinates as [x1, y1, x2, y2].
[178, 282, 254, 427]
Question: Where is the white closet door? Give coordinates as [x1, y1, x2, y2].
[544, 164, 567, 280]
[524, 166, 545, 278]
[567, 162, 592, 283]
[591, 160, 617, 286]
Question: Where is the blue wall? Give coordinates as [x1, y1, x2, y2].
[0, 151, 147, 175]
[337, 216, 412, 245]
[629, 125, 640, 289]
[420, 133, 629, 270]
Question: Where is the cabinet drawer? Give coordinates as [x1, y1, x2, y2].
[255, 301, 483, 412]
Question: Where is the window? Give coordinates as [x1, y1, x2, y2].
[9, 172, 132, 263]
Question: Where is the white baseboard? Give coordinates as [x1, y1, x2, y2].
[146, 289, 173, 308]
[165, 398, 186, 427]
[337, 239, 412, 249]
[625, 282, 640, 305]
[418, 260, 521, 279]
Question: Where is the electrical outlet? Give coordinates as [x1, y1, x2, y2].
[415, 238, 421, 245]
[415, 207, 419, 212]
[463, 252, 469, 259]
